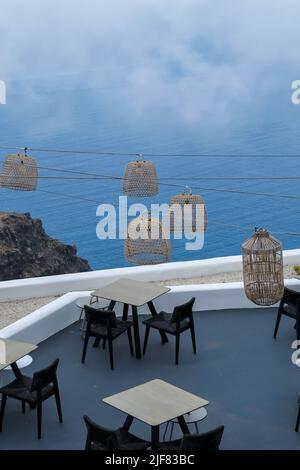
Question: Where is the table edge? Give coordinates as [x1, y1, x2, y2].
[91, 285, 171, 307]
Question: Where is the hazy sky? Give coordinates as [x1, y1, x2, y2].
[1, 0, 300, 130]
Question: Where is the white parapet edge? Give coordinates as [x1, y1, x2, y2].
[0, 278, 299, 345]
[0, 248, 299, 301]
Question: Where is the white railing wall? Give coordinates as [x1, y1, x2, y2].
[0, 278, 299, 345]
[0, 248, 299, 301]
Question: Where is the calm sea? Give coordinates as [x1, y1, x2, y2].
[1, 79, 300, 270]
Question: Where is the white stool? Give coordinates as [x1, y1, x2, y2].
[5, 354, 33, 371]
[0, 355, 33, 390]
[163, 407, 208, 441]
[76, 298, 109, 338]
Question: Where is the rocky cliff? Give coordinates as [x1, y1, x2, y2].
[0, 212, 91, 281]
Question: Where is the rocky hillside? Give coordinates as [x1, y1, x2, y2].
[0, 212, 91, 281]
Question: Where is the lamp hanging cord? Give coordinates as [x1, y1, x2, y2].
[3, 144, 300, 158]
[33, 188, 300, 239]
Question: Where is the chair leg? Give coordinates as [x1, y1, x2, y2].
[296, 405, 300, 432]
[195, 421, 199, 433]
[143, 325, 150, 355]
[79, 307, 84, 321]
[54, 387, 63, 423]
[175, 333, 180, 365]
[85, 435, 91, 450]
[273, 310, 282, 339]
[93, 338, 101, 348]
[190, 324, 197, 354]
[81, 335, 89, 363]
[22, 400, 26, 413]
[108, 338, 114, 370]
[163, 421, 169, 441]
[0, 394, 7, 431]
[169, 421, 175, 440]
[37, 401, 42, 439]
[127, 328, 134, 356]
[102, 339, 106, 350]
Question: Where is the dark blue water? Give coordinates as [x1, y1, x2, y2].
[1, 79, 300, 270]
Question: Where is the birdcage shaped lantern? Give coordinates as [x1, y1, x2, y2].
[123, 155, 158, 197]
[125, 215, 170, 265]
[169, 187, 207, 233]
[0, 149, 38, 191]
[242, 228, 284, 306]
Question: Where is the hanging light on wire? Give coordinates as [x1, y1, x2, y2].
[169, 186, 207, 232]
[242, 228, 284, 306]
[125, 214, 170, 265]
[0, 148, 38, 191]
[123, 154, 158, 197]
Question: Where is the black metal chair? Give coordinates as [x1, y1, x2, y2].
[296, 396, 300, 432]
[81, 305, 134, 370]
[142, 297, 196, 364]
[158, 425, 224, 450]
[83, 415, 150, 450]
[0, 358, 62, 439]
[273, 287, 300, 342]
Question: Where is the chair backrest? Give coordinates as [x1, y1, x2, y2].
[30, 358, 59, 392]
[180, 425, 224, 450]
[84, 305, 117, 328]
[283, 287, 300, 306]
[83, 415, 113, 450]
[171, 297, 195, 323]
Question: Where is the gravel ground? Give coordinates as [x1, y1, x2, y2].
[0, 296, 59, 329]
[158, 265, 297, 285]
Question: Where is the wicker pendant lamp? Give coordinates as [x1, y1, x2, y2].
[125, 215, 170, 265]
[123, 154, 158, 197]
[169, 187, 207, 232]
[242, 228, 284, 306]
[0, 148, 38, 191]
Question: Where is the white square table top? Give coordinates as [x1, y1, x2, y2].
[0, 338, 37, 371]
[103, 379, 209, 427]
[92, 278, 170, 307]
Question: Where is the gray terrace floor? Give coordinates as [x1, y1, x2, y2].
[0, 307, 299, 450]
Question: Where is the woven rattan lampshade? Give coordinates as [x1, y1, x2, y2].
[125, 215, 170, 265]
[123, 157, 158, 197]
[242, 228, 284, 306]
[169, 187, 207, 232]
[0, 152, 38, 191]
